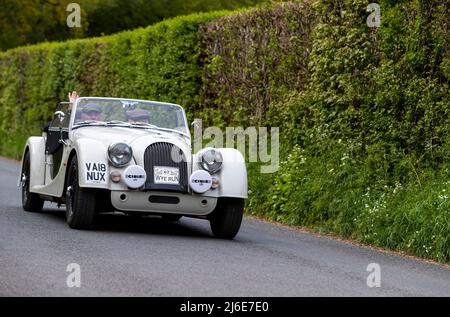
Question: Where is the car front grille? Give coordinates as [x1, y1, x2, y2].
[143, 142, 188, 192]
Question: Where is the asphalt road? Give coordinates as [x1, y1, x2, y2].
[1, 157, 450, 296]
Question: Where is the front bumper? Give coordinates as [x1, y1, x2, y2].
[111, 190, 217, 216]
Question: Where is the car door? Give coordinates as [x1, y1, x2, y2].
[45, 102, 72, 182]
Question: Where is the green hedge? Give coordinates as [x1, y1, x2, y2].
[0, 0, 266, 51]
[0, 11, 229, 157]
[199, 1, 316, 126]
[246, 0, 450, 262]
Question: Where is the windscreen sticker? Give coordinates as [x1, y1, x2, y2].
[85, 162, 107, 184]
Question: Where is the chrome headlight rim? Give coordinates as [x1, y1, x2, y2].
[198, 148, 223, 174]
[108, 142, 133, 167]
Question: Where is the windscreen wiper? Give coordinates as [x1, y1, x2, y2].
[72, 120, 106, 129]
[105, 120, 131, 127]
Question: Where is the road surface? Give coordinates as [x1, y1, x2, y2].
[1, 157, 449, 296]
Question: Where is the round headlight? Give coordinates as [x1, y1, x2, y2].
[108, 143, 133, 167]
[199, 148, 223, 174]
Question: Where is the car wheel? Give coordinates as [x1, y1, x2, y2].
[209, 198, 244, 239]
[161, 214, 182, 222]
[21, 151, 44, 212]
[66, 156, 96, 229]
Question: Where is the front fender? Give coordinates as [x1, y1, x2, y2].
[193, 148, 248, 198]
[18, 137, 45, 188]
[73, 138, 110, 189]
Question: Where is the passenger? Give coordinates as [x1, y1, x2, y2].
[126, 109, 150, 124]
[68, 91, 102, 121]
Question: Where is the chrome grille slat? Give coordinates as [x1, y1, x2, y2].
[143, 142, 188, 192]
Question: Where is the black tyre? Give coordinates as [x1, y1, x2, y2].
[66, 156, 96, 229]
[209, 198, 244, 239]
[21, 151, 44, 212]
[161, 214, 182, 222]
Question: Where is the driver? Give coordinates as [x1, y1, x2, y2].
[68, 91, 102, 122]
[126, 109, 150, 124]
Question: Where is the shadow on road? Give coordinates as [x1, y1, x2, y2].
[39, 206, 213, 239]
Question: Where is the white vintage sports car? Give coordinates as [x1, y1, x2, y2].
[19, 97, 247, 239]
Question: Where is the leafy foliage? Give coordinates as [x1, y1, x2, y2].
[247, 0, 450, 262]
[0, 0, 87, 51]
[0, 0, 265, 51]
[199, 1, 316, 126]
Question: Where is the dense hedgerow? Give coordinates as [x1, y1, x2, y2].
[0, 11, 229, 157]
[199, 1, 316, 126]
[0, 0, 266, 51]
[246, 0, 450, 261]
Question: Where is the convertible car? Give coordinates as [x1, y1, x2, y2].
[18, 97, 247, 239]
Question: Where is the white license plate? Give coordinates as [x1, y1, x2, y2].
[154, 166, 179, 185]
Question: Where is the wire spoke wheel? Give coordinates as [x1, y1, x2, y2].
[65, 156, 96, 229]
[21, 151, 44, 212]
